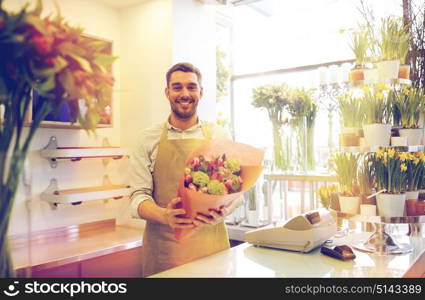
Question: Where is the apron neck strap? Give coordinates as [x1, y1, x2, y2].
[159, 121, 211, 143]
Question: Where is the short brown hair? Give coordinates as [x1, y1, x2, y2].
[166, 62, 202, 87]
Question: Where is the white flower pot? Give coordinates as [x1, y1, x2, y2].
[391, 136, 408, 146]
[406, 191, 419, 201]
[377, 59, 400, 81]
[376, 193, 406, 217]
[399, 128, 424, 146]
[363, 68, 379, 83]
[362, 123, 392, 147]
[338, 195, 360, 215]
[360, 204, 377, 216]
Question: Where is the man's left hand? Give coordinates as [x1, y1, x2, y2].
[193, 206, 230, 227]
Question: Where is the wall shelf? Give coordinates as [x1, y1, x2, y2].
[40, 136, 130, 168]
[41, 177, 131, 209]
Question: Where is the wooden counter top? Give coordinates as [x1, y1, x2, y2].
[10, 219, 143, 273]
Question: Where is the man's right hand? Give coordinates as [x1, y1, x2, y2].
[163, 197, 195, 229]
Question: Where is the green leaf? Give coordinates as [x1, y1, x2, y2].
[58, 69, 78, 99]
[57, 41, 86, 57]
[38, 75, 56, 93]
[68, 53, 92, 73]
[93, 54, 118, 68]
[25, 15, 47, 35]
[31, 0, 43, 17]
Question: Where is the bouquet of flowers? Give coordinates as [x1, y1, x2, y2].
[175, 139, 264, 241]
[184, 154, 243, 195]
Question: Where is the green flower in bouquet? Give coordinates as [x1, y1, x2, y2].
[372, 148, 408, 194]
[0, 0, 117, 277]
[390, 86, 425, 128]
[337, 92, 364, 128]
[360, 83, 392, 124]
[330, 152, 360, 196]
[207, 180, 225, 195]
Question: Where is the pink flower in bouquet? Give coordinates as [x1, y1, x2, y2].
[183, 154, 242, 195]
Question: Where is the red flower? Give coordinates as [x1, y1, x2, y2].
[31, 33, 53, 56]
[43, 56, 56, 68]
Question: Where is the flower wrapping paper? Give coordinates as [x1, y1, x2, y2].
[174, 139, 265, 242]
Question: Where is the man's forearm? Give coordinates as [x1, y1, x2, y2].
[138, 200, 167, 225]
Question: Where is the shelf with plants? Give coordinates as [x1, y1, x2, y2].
[41, 176, 131, 209]
[40, 136, 130, 168]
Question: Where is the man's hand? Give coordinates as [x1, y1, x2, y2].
[163, 197, 195, 229]
[193, 206, 230, 228]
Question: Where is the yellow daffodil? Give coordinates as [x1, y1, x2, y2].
[387, 148, 396, 158]
[376, 92, 384, 100]
[399, 152, 410, 161]
[376, 148, 384, 159]
[363, 86, 370, 94]
[414, 158, 420, 165]
[376, 82, 388, 91]
[400, 164, 407, 172]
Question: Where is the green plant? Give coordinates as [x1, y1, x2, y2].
[379, 17, 410, 62]
[0, 0, 116, 277]
[405, 152, 425, 191]
[372, 148, 408, 194]
[330, 152, 360, 196]
[349, 29, 370, 67]
[337, 92, 364, 128]
[317, 184, 339, 209]
[389, 86, 425, 128]
[252, 84, 291, 170]
[361, 83, 392, 124]
[358, 154, 374, 196]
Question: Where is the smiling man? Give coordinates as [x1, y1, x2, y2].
[129, 62, 243, 277]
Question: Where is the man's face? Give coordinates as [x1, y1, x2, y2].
[165, 71, 203, 120]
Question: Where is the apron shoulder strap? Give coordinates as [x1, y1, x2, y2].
[159, 122, 169, 144]
[201, 121, 212, 140]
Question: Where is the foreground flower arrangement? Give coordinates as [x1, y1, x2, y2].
[0, 0, 116, 277]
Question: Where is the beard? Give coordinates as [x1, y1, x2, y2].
[170, 97, 198, 119]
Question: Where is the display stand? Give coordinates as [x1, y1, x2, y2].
[330, 210, 425, 254]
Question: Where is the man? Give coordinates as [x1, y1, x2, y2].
[130, 62, 243, 277]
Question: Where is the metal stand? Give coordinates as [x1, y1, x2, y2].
[352, 223, 412, 254]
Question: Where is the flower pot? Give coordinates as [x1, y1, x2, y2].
[376, 193, 406, 217]
[339, 133, 360, 147]
[406, 191, 419, 216]
[363, 68, 379, 83]
[338, 195, 360, 215]
[398, 64, 410, 79]
[362, 123, 392, 147]
[360, 204, 377, 216]
[377, 59, 400, 81]
[416, 200, 425, 216]
[399, 128, 424, 146]
[390, 136, 408, 146]
[349, 68, 364, 82]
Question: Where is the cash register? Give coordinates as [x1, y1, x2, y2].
[244, 208, 337, 253]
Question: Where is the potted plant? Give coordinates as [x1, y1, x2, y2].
[372, 148, 408, 217]
[390, 86, 425, 145]
[330, 152, 361, 214]
[348, 29, 370, 82]
[358, 154, 377, 216]
[0, 0, 116, 277]
[337, 92, 364, 147]
[361, 84, 393, 147]
[252, 84, 290, 170]
[404, 152, 425, 216]
[377, 17, 410, 81]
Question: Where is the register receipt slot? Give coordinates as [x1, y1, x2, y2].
[244, 209, 337, 253]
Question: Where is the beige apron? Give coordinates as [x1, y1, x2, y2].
[142, 122, 230, 277]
